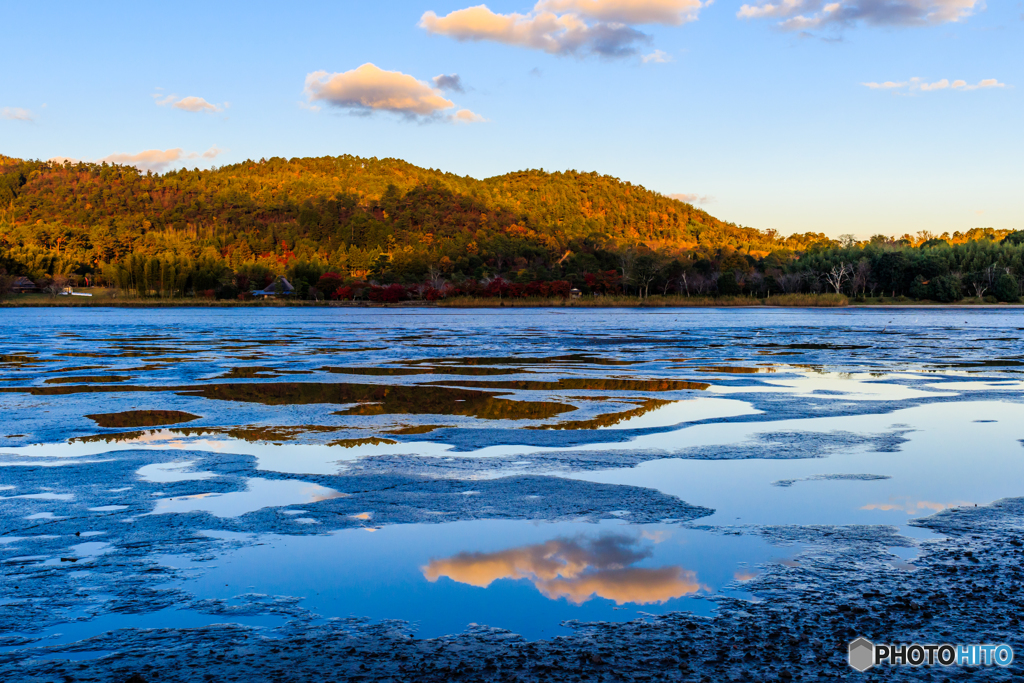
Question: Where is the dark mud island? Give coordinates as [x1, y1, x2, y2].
[1, 308, 1022, 682]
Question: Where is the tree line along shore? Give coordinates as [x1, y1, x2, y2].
[2, 153, 1022, 305]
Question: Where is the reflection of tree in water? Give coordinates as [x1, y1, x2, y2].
[71, 424, 341, 444]
[528, 399, 674, 431]
[423, 533, 704, 605]
[181, 382, 575, 420]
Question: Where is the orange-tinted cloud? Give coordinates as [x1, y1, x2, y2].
[98, 146, 224, 172]
[670, 192, 713, 205]
[304, 63, 484, 123]
[100, 149, 186, 172]
[539, 566, 702, 604]
[420, 2, 686, 57]
[423, 534, 703, 605]
[154, 94, 226, 113]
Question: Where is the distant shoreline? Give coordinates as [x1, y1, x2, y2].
[2, 296, 1022, 310]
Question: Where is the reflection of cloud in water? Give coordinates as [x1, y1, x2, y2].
[422, 534, 703, 605]
[733, 570, 759, 582]
[709, 370, 956, 402]
[137, 461, 218, 483]
[862, 498, 973, 515]
[152, 478, 346, 518]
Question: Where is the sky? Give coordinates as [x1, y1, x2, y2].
[1, 0, 1021, 238]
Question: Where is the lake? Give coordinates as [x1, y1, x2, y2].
[1, 307, 1022, 660]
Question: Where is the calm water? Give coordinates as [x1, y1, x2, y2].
[1, 307, 1022, 645]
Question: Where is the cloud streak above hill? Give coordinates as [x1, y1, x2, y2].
[862, 77, 1006, 92]
[98, 146, 224, 172]
[670, 192, 713, 205]
[304, 63, 484, 122]
[420, 1, 706, 58]
[737, 0, 983, 30]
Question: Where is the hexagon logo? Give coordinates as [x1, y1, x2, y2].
[848, 638, 875, 672]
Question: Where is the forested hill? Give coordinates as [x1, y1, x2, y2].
[0, 154, 820, 276]
[1, 153, 1020, 303]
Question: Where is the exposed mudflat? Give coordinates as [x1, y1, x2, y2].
[1, 308, 1022, 681]
[3, 499, 1021, 682]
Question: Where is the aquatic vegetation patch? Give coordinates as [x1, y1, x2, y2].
[0, 353, 51, 366]
[323, 365, 522, 377]
[772, 473, 892, 487]
[174, 382, 575, 420]
[426, 378, 709, 393]
[695, 366, 772, 374]
[44, 375, 132, 384]
[402, 354, 639, 367]
[85, 410, 202, 428]
[322, 366, 437, 376]
[214, 366, 314, 379]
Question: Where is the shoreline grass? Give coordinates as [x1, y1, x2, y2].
[2, 290, 1020, 309]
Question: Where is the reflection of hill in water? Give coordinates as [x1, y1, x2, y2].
[527, 399, 674, 430]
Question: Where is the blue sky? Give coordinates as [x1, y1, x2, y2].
[2, 0, 1020, 238]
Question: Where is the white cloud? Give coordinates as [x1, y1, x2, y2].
[958, 78, 1005, 90]
[918, 78, 950, 91]
[154, 94, 225, 113]
[452, 108, 488, 123]
[100, 149, 186, 172]
[304, 63, 484, 122]
[642, 49, 673, 63]
[2, 107, 35, 122]
[186, 145, 225, 160]
[861, 81, 909, 89]
[862, 77, 1007, 92]
[97, 145, 224, 172]
[670, 192, 713, 205]
[420, 1, 707, 58]
[738, 0, 983, 31]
